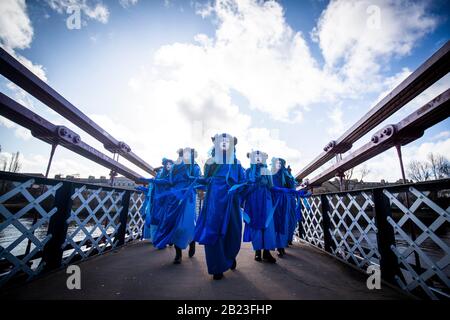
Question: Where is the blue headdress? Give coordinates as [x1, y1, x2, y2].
[210, 133, 238, 165]
[204, 133, 241, 185]
[174, 147, 198, 177]
[247, 150, 271, 184]
[158, 158, 174, 178]
[271, 157, 295, 188]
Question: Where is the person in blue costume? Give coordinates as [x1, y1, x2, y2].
[152, 148, 201, 264]
[242, 150, 277, 263]
[136, 158, 174, 242]
[194, 133, 245, 280]
[270, 157, 297, 257]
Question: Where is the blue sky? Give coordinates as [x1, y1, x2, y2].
[0, 0, 449, 182]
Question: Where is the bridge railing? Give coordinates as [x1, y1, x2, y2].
[297, 179, 450, 300]
[0, 171, 145, 288]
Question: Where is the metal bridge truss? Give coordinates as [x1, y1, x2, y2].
[0, 47, 155, 177]
[295, 41, 450, 182]
[308, 89, 450, 186]
[0, 93, 143, 182]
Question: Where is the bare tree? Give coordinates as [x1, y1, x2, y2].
[408, 153, 449, 182]
[343, 167, 354, 191]
[8, 152, 21, 173]
[408, 160, 431, 182]
[0, 146, 21, 173]
[428, 153, 449, 180]
[358, 165, 371, 182]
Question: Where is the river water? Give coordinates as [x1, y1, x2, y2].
[0, 218, 115, 257]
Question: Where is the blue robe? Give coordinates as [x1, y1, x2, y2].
[243, 164, 276, 251]
[146, 168, 173, 241]
[194, 161, 245, 275]
[152, 162, 200, 249]
[272, 170, 296, 247]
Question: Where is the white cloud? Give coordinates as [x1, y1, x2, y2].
[0, 0, 442, 179]
[186, 0, 437, 122]
[119, 0, 138, 8]
[191, 0, 339, 122]
[431, 131, 450, 141]
[0, 0, 33, 49]
[0, 116, 32, 141]
[195, 1, 215, 18]
[327, 105, 345, 137]
[13, 126, 32, 140]
[121, 0, 440, 173]
[45, 0, 110, 24]
[0, 116, 15, 129]
[0, 0, 47, 81]
[16, 152, 106, 177]
[312, 0, 437, 93]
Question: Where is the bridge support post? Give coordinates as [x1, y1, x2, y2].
[116, 191, 131, 246]
[372, 188, 401, 285]
[42, 181, 74, 271]
[320, 194, 335, 253]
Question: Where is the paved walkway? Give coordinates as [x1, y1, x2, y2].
[2, 241, 409, 300]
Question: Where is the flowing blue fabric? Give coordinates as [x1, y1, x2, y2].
[271, 171, 293, 248]
[272, 166, 297, 245]
[140, 165, 174, 242]
[242, 164, 277, 250]
[152, 162, 200, 250]
[194, 161, 245, 275]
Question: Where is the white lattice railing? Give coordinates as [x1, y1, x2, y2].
[125, 191, 145, 242]
[384, 187, 450, 299]
[0, 172, 145, 288]
[300, 196, 324, 249]
[62, 186, 125, 265]
[0, 178, 62, 285]
[327, 192, 380, 269]
[297, 180, 449, 300]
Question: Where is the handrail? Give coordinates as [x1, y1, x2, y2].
[0, 170, 141, 192]
[295, 41, 450, 181]
[0, 47, 155, 176]
[307, 89, 450, 186]
[309, 177, 450, 197]
[0, 93, 144, 182]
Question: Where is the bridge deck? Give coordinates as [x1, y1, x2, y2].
[2, 241, 410, 300]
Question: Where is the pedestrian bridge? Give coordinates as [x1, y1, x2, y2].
[2, 239, 408, 300]
[0, 42, 449, 300]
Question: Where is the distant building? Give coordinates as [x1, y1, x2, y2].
[312, 178, 398, 194]
[112, 176, 136, 188]
[22, 173, 45, 178]
[54, 175, 136, 188]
